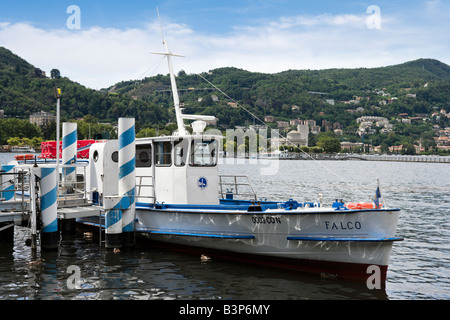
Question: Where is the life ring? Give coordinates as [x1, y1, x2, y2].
[14, 154, 35, 160]
[344, 202, 378, 210]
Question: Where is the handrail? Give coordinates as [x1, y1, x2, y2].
[58, 164, 88, 202]
[219, 174, 257, 200]
[0, 169, 29, 215]
[134, 174, 258, 203]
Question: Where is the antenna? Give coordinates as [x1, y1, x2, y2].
[151, 8, 217, 135]
[151, 9, 187, 135]
[157, 7, 165, 45]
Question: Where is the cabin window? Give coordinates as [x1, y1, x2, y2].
[111, 151, 118, 163]
[190, 139, 218, 167]
[93, 150, 99, 163]
[174, 138, 188, 167]
[136, 144, 151, 167]
[155, 141, 172, 166]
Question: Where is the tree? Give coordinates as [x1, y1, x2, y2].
[136, 128, 157, 138]
[401, 143, 416, 155]
[317, 135, 341, 153]
[34, 68, 45, 78]
[310, 146, 323, 153]
[7, 137, 21, 146]
[31, 136, 44, 148]
[51, 69, 61, 79]
[300, 146, 309, 153]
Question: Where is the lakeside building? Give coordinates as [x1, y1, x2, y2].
[341, 141, 364, 152]
[29, 110, 55, 127]
[271, 124, 309, 149]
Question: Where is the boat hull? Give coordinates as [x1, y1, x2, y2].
[138, 236, 392, 282]
[135, 205, 402, 281]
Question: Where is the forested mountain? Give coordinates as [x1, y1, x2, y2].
[1, 46, 449, 153]
[110, 58, 450, 130]
[0, 47, 167, 126]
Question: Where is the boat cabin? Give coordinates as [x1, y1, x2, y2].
[88, 133, 222, 207]
[136, 134, 221, 205]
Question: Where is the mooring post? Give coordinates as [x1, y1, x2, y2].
[118, 118, 136, 247]
[62, 122, 77, 192]
[40, 167, 59, 251]
[55, 88, 61, 194]
[1, 165, 15, 201]
[61, 122, 78, 234]
[104, 202, 122, 249]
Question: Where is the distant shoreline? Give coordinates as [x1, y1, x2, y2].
[229, 153, 450, 163]
[1, 151, 448, 164]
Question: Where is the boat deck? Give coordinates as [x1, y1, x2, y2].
[135, 198, 400, 215]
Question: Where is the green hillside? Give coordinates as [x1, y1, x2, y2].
[0, 47, 167, 126]
[111, 58, 450, 127]
[1, 46, 449, 153]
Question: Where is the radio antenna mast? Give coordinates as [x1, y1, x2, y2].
[152, 7, 187, 135]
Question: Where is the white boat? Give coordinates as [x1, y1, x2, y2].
[11, 145, 35, 153]
[81, 33, 402, 282]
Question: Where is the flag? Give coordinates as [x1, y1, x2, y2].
[374, 186, 381, 208]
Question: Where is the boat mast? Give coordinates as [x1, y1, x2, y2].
[153, 9, 186, 136]
[163, 41, 186, 136]
[152, 9, 217, 135]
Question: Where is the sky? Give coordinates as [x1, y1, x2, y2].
[0, 0, 449, 89]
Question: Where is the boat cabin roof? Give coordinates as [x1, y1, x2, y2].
[136, 134, 222, 144]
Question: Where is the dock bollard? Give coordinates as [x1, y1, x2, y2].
[118, 118, 136, 247]
[1, 165, 15, 201]
[39, 167, 59, 250]
[60, 122, 78, 234]
[105, 205, 123, 249]
[62, 122, 77, 192]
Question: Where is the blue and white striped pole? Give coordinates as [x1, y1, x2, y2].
[62, 122, 77, 192]
[1, 165, 15, 201]
[40, 167, 59, 250]
[105, 203, 123, 248]
[119, 118, 136, 247]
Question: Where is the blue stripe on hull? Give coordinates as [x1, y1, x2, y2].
[287, 236, 403, 242]
[139, 229, 255, 240]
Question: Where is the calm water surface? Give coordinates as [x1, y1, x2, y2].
[0, 153, 448, 300]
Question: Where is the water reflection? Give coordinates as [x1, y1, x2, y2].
[1, 160, 449, 300]
[1, 226, 389, 300]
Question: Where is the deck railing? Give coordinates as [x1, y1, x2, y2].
[0, 170, 28, 212]
[219, 175, 257, 200]
[135, 174, 258, 204]
[57, 164, 91, 207]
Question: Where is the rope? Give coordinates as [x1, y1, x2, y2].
[191, 67, 352, 186]
[120, 55, 166, 118]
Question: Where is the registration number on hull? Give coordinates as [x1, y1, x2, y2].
[251, 216, 282, 224]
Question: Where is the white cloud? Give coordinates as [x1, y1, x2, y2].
[0, 9, 448, 90]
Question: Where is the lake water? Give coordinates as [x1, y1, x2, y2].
[0, 153, 448, 300]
